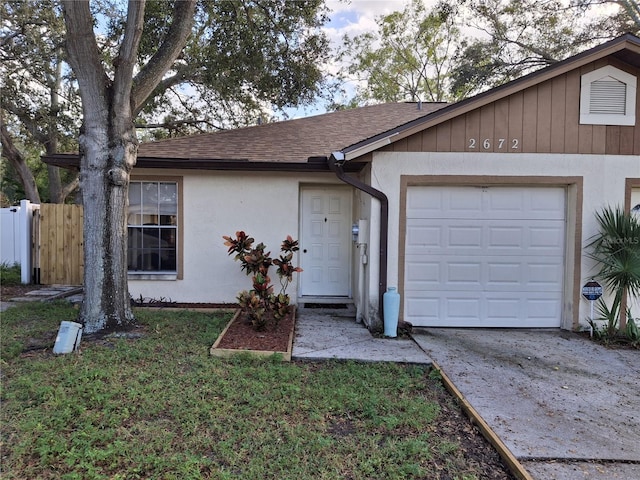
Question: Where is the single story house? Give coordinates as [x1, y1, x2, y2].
[46, 34, 640, 331]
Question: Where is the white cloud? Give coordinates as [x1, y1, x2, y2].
[323, 0, 418, 41]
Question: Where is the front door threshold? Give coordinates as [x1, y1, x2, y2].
[297, 298, 356, 317]
[298, 296, 353, 305]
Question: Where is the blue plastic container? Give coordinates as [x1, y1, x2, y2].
[383, 287, 400, 337]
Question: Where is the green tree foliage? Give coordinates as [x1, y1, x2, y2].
[576, 0, 640, 37]
[339, 0, 463, 105]
[0, 0, 81, 204]
[121, 0, 330, 132]
[447, 0, 640, 97]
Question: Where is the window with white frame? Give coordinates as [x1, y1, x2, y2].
[127, 180, 178, 274]
[580, 65, 637, 126]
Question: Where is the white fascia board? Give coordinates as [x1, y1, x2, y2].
[344, 133, 399, 161]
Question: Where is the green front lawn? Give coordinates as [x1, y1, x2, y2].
[1, 303, 509, 479]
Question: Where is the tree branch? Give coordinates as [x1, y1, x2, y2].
[113, 0, 146, 119]
[135, 119, 223, 130]
[0, 118, 41, 203]
[136, 68, 198, 113]
[131, 0, 196, 114]
[61, 0, 110, 130]
[3, 101, 49, 146]
[60, 174, 80, 202]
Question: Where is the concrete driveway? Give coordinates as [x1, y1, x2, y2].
[411, 328, 640, 480]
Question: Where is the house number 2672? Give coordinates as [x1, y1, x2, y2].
[468, 138, 519, 150]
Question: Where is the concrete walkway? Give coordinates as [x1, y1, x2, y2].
[292, 306, 431, 364]
[1, 285, 82, 311]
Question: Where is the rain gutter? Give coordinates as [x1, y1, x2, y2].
[328, 151, 388, 322]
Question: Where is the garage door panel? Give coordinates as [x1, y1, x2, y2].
[406, 292, 562, 327]
[406, 219, 564, 256]
[405, 224, 441, 250]
[404, 186, 566, 328]
[486, 262, 522, 285]
[488, 226, 524, 248]
[630, 189, 640, 318]
[407, 187, 484, 218]
[447, 297, 482, 319]
[450, 189, 484, 212]
[405, 261, 440, 286]
[528, 262, 565, 287]
[405, 296, 440, 320]
[407, 186, 565, 221]
[406, 255, 564, 292]
[488, 188, 565, 220]
[486, 297, 520, 319]
[527, 188, 566, 217]
[449, 226, 483, 247]
[526, 297, 562, 320]
[529, 226, 565, 249]
[487, 189, 527, 216]
[487, 259, 564, 290]
[447, 262, 482, 285]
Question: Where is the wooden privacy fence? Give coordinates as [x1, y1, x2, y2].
[34, 203, 84, 285]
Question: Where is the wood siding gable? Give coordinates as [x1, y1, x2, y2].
[387, 59, 640, 156]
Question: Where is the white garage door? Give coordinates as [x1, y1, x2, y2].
[404, 186, 566, 327]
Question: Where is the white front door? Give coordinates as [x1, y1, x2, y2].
[299, 186, 352, 297]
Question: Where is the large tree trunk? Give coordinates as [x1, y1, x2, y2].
[63, 0, 195, 333]
[47, 58, 64, 204]
[63, 1, 138, 333]
[79, 116, 137, 333]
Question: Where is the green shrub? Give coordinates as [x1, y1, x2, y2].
[587, 206, 640, 345]
[223, 232, 302, 330]
[0, 262, 21, 286]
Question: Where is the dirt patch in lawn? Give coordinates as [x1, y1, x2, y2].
[423, 377, 517, 479]
[0, 284, 43, 301]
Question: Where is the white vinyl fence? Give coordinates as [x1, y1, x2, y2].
[0, 200, 38, 283]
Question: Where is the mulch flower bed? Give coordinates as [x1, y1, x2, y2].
[210, 307, 296, 360]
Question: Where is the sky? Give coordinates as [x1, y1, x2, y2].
[284, 0, 423, 118]
[324, 0, 421, 38]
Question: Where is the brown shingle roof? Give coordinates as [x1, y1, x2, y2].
[137, 102, 446, 162]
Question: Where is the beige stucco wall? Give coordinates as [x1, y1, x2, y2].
[128, 169, 341, 304]
[126, 155, 639, 330]
[366, 152, 640, 330]
[351, 165, 379, 326]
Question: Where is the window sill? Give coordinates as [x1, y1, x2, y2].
[128, 273, 177, 281]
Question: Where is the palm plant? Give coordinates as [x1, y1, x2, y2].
[587, 206, 640, 338]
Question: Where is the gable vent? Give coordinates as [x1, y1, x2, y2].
[590, 77, 626, 115]
[580, 65, 636, 126]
